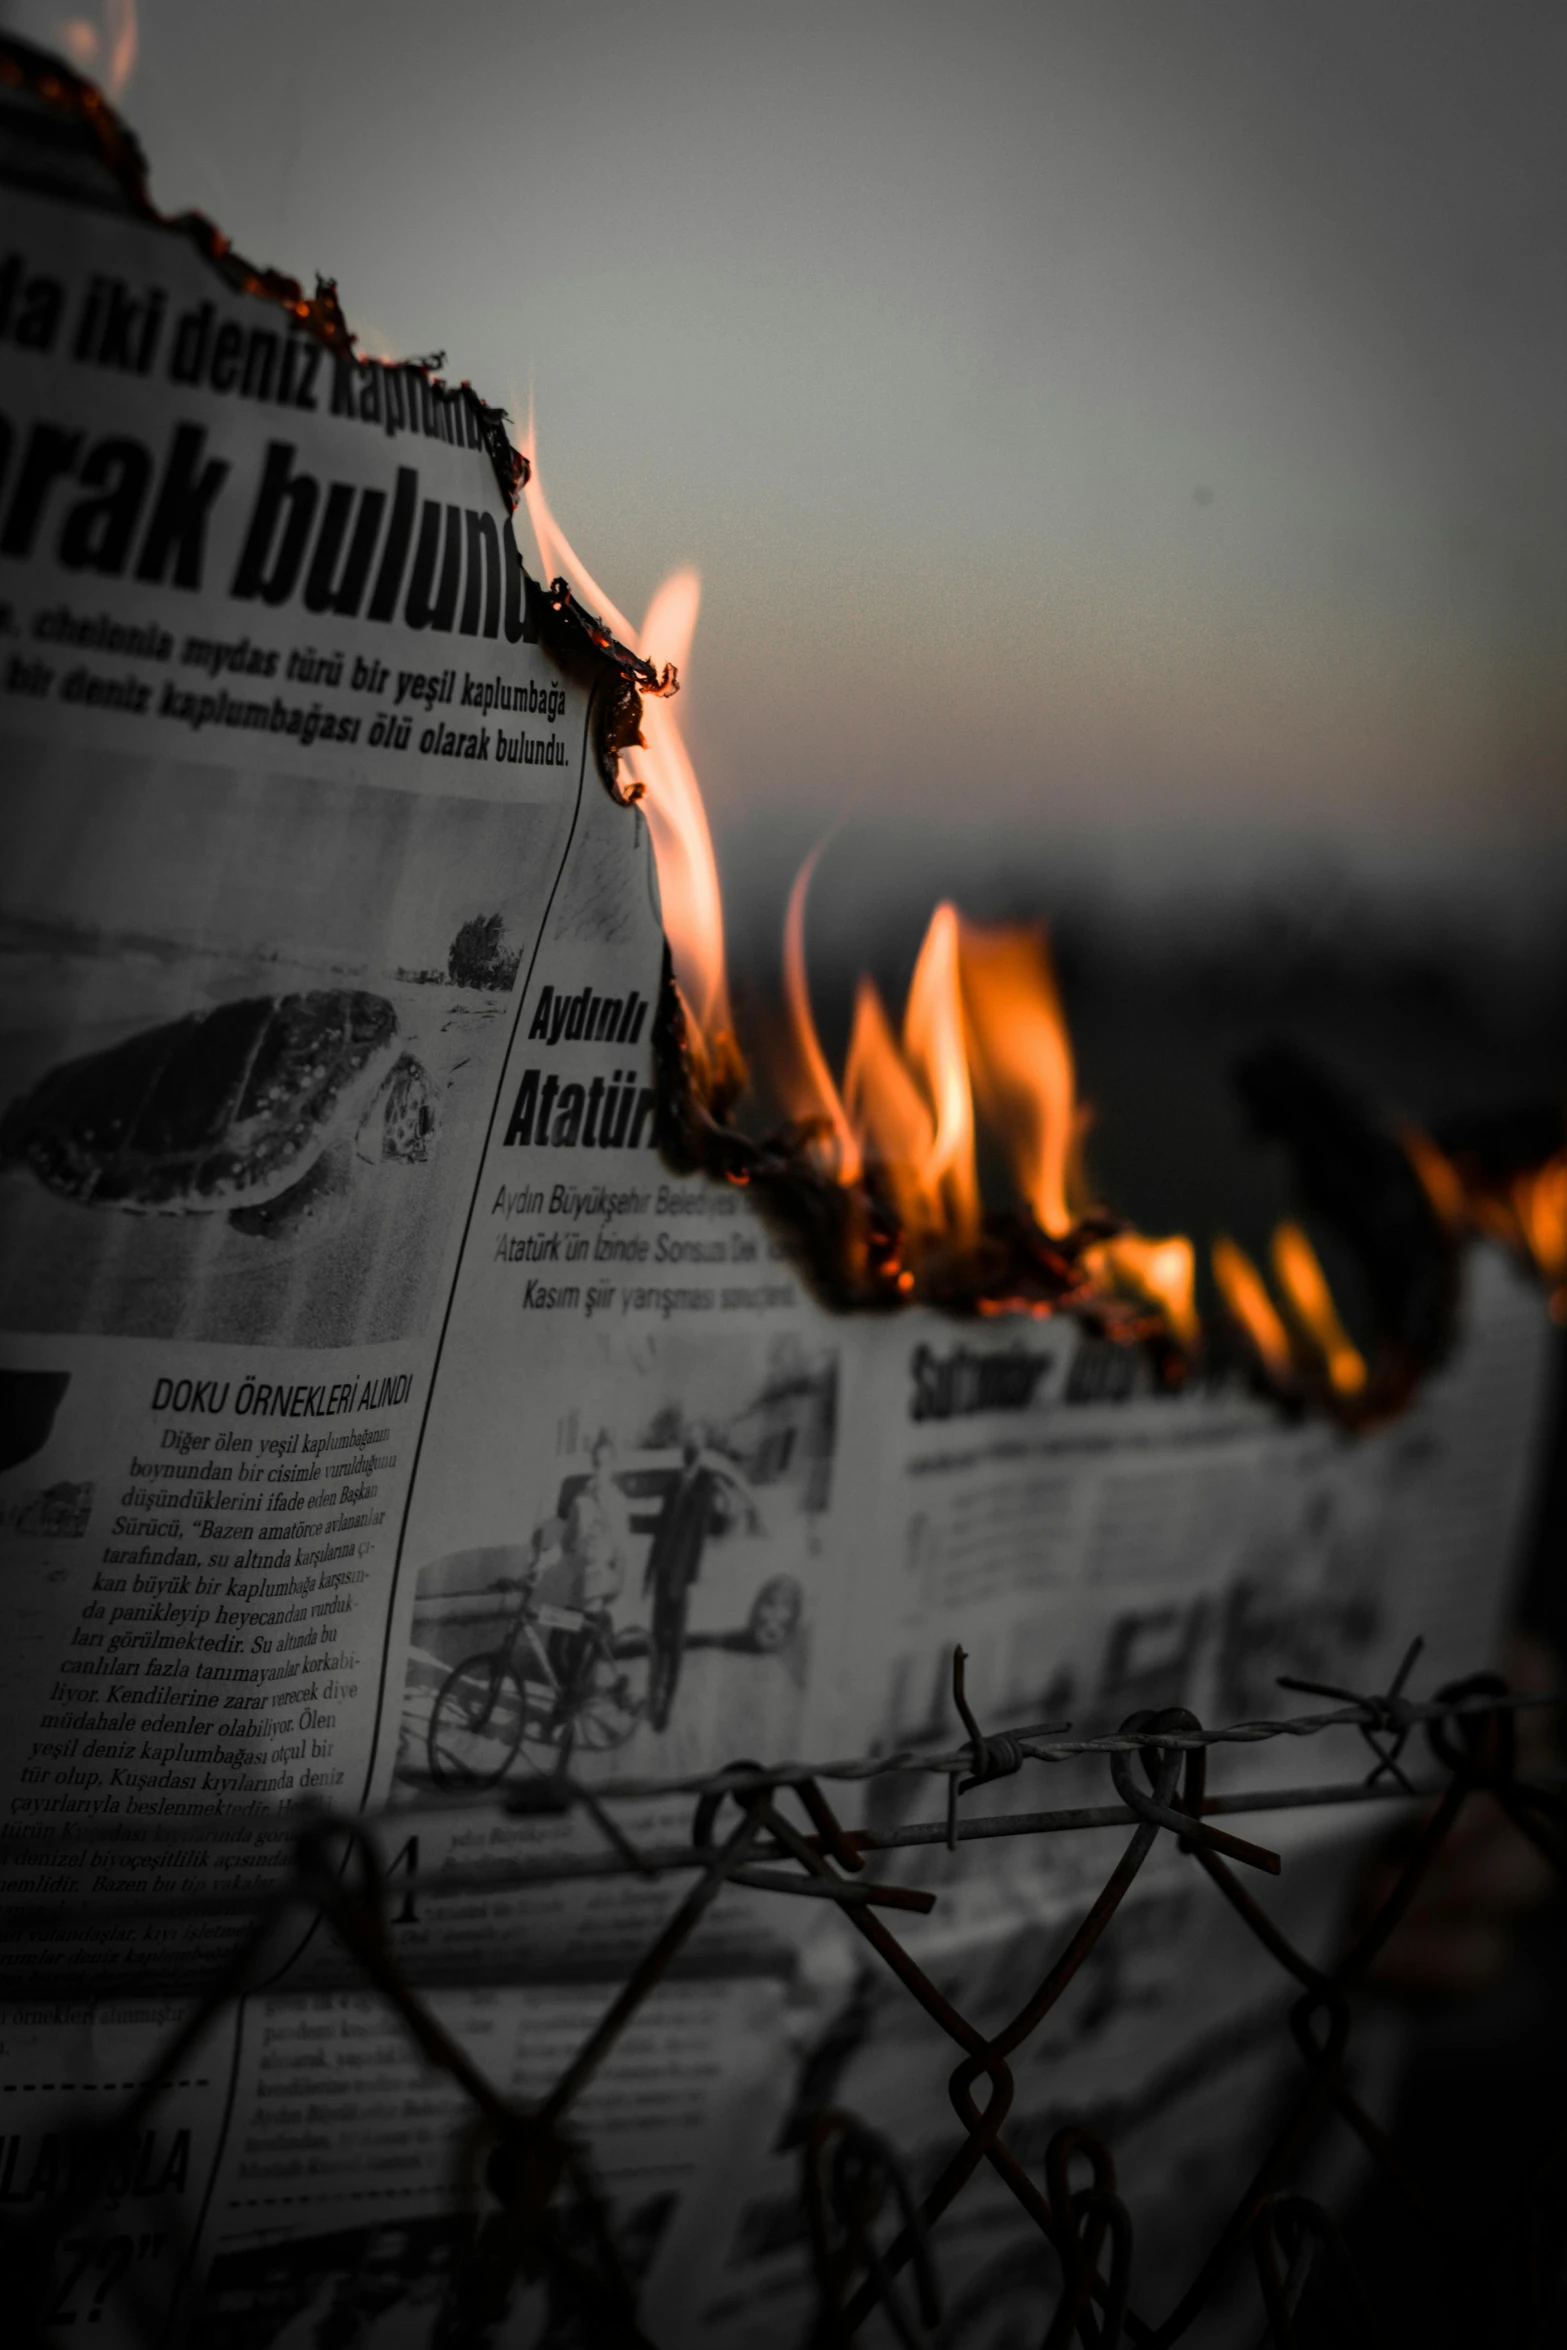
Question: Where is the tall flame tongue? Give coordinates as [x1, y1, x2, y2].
[842, 976, 939, 1240]
[1212, 1236, 1293, 1382]
[626, 571, 733, 1059]
[523, 441, 732, 1074]
[902, 904, 981, 1246]
[1271, 1222, 1368, 1397]
[782, 850, 861, 1183]
[955, 918, 1077, 1238]
[521, 437, 638, 644]
[788, 893, 993, 1253]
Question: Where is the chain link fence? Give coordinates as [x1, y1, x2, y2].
[3, 1653, 1563, 2346]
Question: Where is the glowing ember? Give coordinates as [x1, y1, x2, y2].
[1090, 1234, 1201, 1349]
[1271, 1222, 1368, 1397]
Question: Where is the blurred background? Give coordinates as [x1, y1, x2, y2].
[5, 6, 1563, 2332]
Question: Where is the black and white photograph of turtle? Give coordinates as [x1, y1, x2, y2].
[0, 749, 568, 1346]
[1, 989, 437, 1233]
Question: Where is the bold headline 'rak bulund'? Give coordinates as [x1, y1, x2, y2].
[0, 416, 536, 637]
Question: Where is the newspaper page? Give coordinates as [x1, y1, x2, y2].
[846, 1244, 1551, 1873]
[352, 762, 879, 1991]
[676, 1267, 1551, 2347]
[0, 55, 864, 2342]
[1, 1973, 787, 2348]
[0, 68, 605, 1987]
[0, 45, 1558, 2350]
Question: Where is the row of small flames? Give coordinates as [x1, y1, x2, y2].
[522, 446, 1567, 1407]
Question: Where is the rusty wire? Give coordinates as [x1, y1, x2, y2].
[2, 1662, 1564, 2347]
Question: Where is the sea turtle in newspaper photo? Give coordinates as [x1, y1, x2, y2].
[0, 989, 438, 1240]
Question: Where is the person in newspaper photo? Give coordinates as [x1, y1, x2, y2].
[642, 1429, 762, 1732]
[399, 1338, 835, 1791]
[526, 1429, 630, 1684]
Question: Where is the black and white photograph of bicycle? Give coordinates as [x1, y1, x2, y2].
[393, 1334, 840, 1792]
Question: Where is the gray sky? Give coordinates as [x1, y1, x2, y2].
[10, 0, 1565, 907]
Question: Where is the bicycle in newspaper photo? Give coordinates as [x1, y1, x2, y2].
[408, 1427, 808, 1793]
[425, 1574, 643, 1789]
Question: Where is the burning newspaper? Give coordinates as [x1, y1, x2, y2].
[0, 41, 1556, 2348]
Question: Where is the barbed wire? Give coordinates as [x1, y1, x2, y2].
[3, 1653, 1565, 2346]
[2, 1666, 1561, 1927]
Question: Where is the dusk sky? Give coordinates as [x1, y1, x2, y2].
[9, 0, 1566, 914]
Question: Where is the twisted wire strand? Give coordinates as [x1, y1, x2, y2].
[0, 1683, 1558, 1855]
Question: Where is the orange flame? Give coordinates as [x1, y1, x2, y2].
[1513, 1154, 1567, 1320]
[520, 437, 1491, 1390]
[1514, 1156, 1567, 1276]
[902, 903, 981, 1244]
[1271, 1222, 1368, 1397]
[824, 905, 1074, 1253]
[520, 429, 637, 645]
[625, 570, 733, 1054]
[1401, 1125, 1466, 1237]
[1212, 1236, 1293, 1381]
[1093, 1234, 1200, 1347]
[956, 919, 1077, 1237]
[843, 976, 939, 1235]
[59, 0, 136, 99]
[782, 849, 860, 1181]
[522, 437, 731, 1060]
